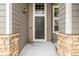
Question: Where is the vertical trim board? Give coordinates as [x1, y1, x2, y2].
[65, 3, 72, 34]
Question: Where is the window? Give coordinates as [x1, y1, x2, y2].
[53, 6, 59, 33]
[35, 3, 44, 14]
[54, 7, 59, 17]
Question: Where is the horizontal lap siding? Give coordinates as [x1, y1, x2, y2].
[0, 4, 6, 34]
[12, 3, 29, 52]
[72, 4, 79, 34]
[59, 4, 65, 34]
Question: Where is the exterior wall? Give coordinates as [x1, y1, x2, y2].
[12, 3, 29, 52]
[59, 3, 65, 34]
[52, 3, 59, 43]
[28, 3, 33, 42]
[28, 3, 52, 42]
[0, 4, 6, 34]
[47, 3, 52, 42]
[52, 3, 66, 43]
[72, 4, 79, 34]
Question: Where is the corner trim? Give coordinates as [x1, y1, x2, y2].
[65, 3, 72, 34]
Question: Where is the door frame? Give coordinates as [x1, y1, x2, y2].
[33, 3, 47, 41]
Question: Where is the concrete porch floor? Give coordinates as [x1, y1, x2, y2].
[19, 42, 57, 56]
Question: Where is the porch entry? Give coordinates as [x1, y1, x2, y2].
[33, 3, 47, 41]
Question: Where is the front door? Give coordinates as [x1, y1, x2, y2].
[33, 3, 47, 41]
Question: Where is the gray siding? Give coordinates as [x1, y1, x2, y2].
[12, 3, 29, 52]
[72, 4, 79, 34]
[59, 3, 65, 34]
[47, 3, 52, 41]
[28, 3, 33, 42]
[0, 4, 6, 34]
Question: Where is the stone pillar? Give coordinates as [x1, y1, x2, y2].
[57, 33, 79, 56]
[0, 33, 19, 56]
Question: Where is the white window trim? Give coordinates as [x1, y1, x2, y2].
[53, 6, 59, 33]
[33, 3, 47, 41]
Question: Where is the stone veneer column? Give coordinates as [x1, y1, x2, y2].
[57, 33, 79, 56]
[0, 33, 19, 56]
[0, 2, 20, 56]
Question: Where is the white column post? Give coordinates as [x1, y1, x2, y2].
[65, 3, 72, 34]
[9, 3, 12, 34]
[6, 0, 12, 34]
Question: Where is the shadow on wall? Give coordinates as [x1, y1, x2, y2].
[51, 33, 58, 43]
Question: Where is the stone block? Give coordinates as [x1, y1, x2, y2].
[0, 33, 19, 56]
[57, 33, 79, 56]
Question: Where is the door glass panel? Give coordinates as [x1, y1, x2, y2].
[35, 17, 45, 39]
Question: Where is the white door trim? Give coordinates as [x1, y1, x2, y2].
[33, 3, 47, 41]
